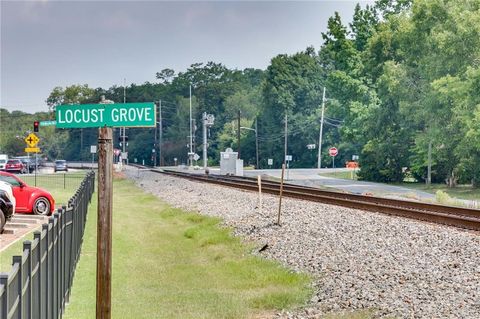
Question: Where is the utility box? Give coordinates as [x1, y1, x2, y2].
[220, 148, 238, 175]
[235, 159, 244, 177]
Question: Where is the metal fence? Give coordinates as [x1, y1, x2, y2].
[0, 171, 95, 319]
[21, 172, 88, 190]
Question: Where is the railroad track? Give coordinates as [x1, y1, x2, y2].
[131, 165, 480, 231]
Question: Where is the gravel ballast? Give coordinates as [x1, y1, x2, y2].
[126, 168, 480, 319]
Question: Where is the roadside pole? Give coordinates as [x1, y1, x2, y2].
[55, 99, 156, 319]
[96, 126, 113, 319]
[257, 175, 263, 215]
[35, 153, 37, 186]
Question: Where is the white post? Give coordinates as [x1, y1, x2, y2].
[317, 87, 326, 169]
[203, 112, 207, 170]
[122, 78, 126, 169]
[189, 85, 193, 167]
[159, 100, 162, 166]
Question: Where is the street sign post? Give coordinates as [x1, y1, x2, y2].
[329, 147, 338, 169]
[328, 147, 338, 157]
[91, 145, 97, 169]
[40, 120, 57, 127]
[25, 147, 40, 153]
[56, 102, 156, 128]
[25, 133, 40, 147]
[58, 99, 156, 319]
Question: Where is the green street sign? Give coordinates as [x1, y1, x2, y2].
[40, 120, 57, 127]
[55, 102, 156, 128]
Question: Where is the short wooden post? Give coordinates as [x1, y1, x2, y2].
[257, 175, 262, 214]
[96, 127, 113, 319]
[277, 164, 285, 225]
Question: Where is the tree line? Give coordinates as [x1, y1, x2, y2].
[1, 0, 479, 187]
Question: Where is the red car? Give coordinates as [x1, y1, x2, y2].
[5, 159, 26, 174]
[0, 171, 55, 215]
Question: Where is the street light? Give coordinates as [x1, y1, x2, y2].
[240, 122, 259, 169]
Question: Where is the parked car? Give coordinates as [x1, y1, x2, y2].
[0, 154, 8, 171]
[5, 159, 26, 174]
[0, 171, 55, 215]
[14, 158, 36, 173]
[0, 188, 14, 233]
[54, 160, 68, 172]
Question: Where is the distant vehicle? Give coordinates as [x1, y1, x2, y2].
[0, 188, 14, 233]
[54, 160, 68, 172]
[13, 156, 42, 173]
[15, 158, 36, 173]
[0, 171, 55, 215]
[0, 154, 8, 171]
[5, 159, 26, 174]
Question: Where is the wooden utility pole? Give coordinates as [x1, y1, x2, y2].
[96, 126, 113, 319]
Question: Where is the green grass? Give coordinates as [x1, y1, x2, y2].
[396, 182, 480, 202]
[319, 170, 358, 180]
[20, 172, 87, 203]
[63, 177, 311, 319]
[0, 172, 88, 271]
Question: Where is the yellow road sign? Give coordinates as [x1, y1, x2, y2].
[25, 133, 40, 147]
[25, 147, 40, 153]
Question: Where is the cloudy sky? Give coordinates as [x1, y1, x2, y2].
[1, 0, 372, 113]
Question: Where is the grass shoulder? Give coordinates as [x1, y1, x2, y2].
[63, 177, 311, 319]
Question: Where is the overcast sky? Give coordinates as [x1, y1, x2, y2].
[1, 0, 373, 113]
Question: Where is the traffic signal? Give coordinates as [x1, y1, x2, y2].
[33, 121, 39, 132]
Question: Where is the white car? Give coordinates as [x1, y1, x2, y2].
[0, 157, 7, 170]
[0, 181, 15, 214]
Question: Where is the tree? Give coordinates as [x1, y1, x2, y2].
[259, 49, 325, 167]
[46, 84, 95, 111]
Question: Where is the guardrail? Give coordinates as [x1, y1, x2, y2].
[0, 171, 95, 319]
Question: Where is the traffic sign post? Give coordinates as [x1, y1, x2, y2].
[329, 147, 338, 170]
[56, 99, 156, 319]
[285, 155, 292, 180]
[91, 145, 97, 169]
[25, 133, 40, 148]
[96, 127, 113, 319]
[25, 147, 40, 153]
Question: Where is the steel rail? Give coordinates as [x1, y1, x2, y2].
[133, 166, 480, 231]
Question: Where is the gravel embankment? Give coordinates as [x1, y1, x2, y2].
[126, 168, 480, 319]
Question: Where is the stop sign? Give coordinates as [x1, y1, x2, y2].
[329, 147, 338, 157]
